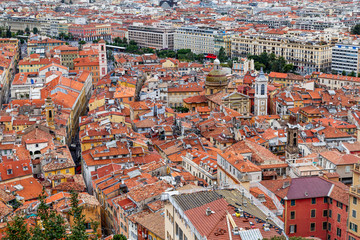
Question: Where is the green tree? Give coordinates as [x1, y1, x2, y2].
[4, 215, 31, 240]
[25, 27, 30, 35]
[113, 234, 127, 240]
[351, 24, 360, 35]
[218, 47, 227, 62]
[33, 27, 38, 34]
[93, 39, 98, 43]
[78, 40, 86, 46]
[283, 64, 294, 73]
[67, 191, 87, 240]
[342, 70, 347, 76]
[349, 71, 356, 77]
[31, 189, 66, 240]
[6, 28, 12, 38]
[16, 30, 24, 36]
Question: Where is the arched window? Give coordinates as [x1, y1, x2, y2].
[261, 84, 265, 95]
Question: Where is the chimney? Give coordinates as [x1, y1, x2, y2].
[206, 207, 213, 216]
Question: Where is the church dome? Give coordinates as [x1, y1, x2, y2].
[206, 59, 228, 84]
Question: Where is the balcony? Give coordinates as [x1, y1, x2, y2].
[350, 185, 360, 198]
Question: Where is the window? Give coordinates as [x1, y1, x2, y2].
[289, 225, 297, 233]
[311, 198, 316, 204]
[323, 222, 327, 230]
[324, 197, 328, 203]
[328, 222, 331, 231]
[290, 200, 296, 206]
[66, 169, 70, 173]
[346, 166, 351, 173]
[337, 201, 343, 209]
[290, 211, 295, 220]
[323, 210, 328, 217]
[337, 228, 341, 237]
[353, 210, 357, 218]
[261, 84, 265, 95]
[310, 223, 315, 232]
[311, 209, 316, 218]
[329, 210, 332, 218]
[350, 222, 358, 232]
[337, 214, 341, 222]
[353, 197, 357, 205]
[330, 198, 333, 204]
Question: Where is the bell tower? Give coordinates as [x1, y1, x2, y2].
[98, 39, 107, 80]
[254, 68, 268, 116]
[45, 96, 55, 128]
[285, 116, 299, 163]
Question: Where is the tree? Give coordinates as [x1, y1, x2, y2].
[4, 215, 31, 240]
[93, 39, 98, 43]
[113, 234, 127, 240]
[6, 28, 12, 38]
[16, 30, 24, 36]
[349, 71, 356, 77]
[351, 24, 360, 35]
[78, 40, 86, 46]
[31, 189, 66, 240]
[283, 64, 294, 73]
[67, 191, 87, 240]
[218, 47, 227, 62]
[25, 27, 30, 35]
[342, 70, 347, 76]
[33, 27, 38, 34]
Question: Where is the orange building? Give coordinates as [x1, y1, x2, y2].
[74, 57, 100, 83]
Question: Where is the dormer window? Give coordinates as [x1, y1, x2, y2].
[7, 169, 12, 175]
[35, 144, 39, 148]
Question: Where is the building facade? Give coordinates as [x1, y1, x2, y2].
[331, 44, 360, 75]
[128, 26, 175, 50]
[231, 35, 332, 73]
[174, 27, 218, 54]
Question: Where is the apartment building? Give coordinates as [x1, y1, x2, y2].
[128, 25, 175, 50]
[348, 164, 360, 240]
[332, 44, 360, 75]
[174, 26, 218, 54]
[231, 35, 332, 73]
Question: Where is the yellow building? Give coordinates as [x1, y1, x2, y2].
[41, 145, 76, 179]
[348, 164, 360, 240]
[18, 54, 61, 73]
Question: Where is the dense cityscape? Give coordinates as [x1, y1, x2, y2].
[0, 0, 359, 239]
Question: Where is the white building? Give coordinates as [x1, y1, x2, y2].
[331, 43, 360, 75]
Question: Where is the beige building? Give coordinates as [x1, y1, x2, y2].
[231, 35, 332, 73]
[128, 25, 175, 50]
[174, 27, 217, 54]
[167, 83, 203, 108]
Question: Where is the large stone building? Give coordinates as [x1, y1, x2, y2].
[231, 35, 332, 74]
[128, 25, 175, 50]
